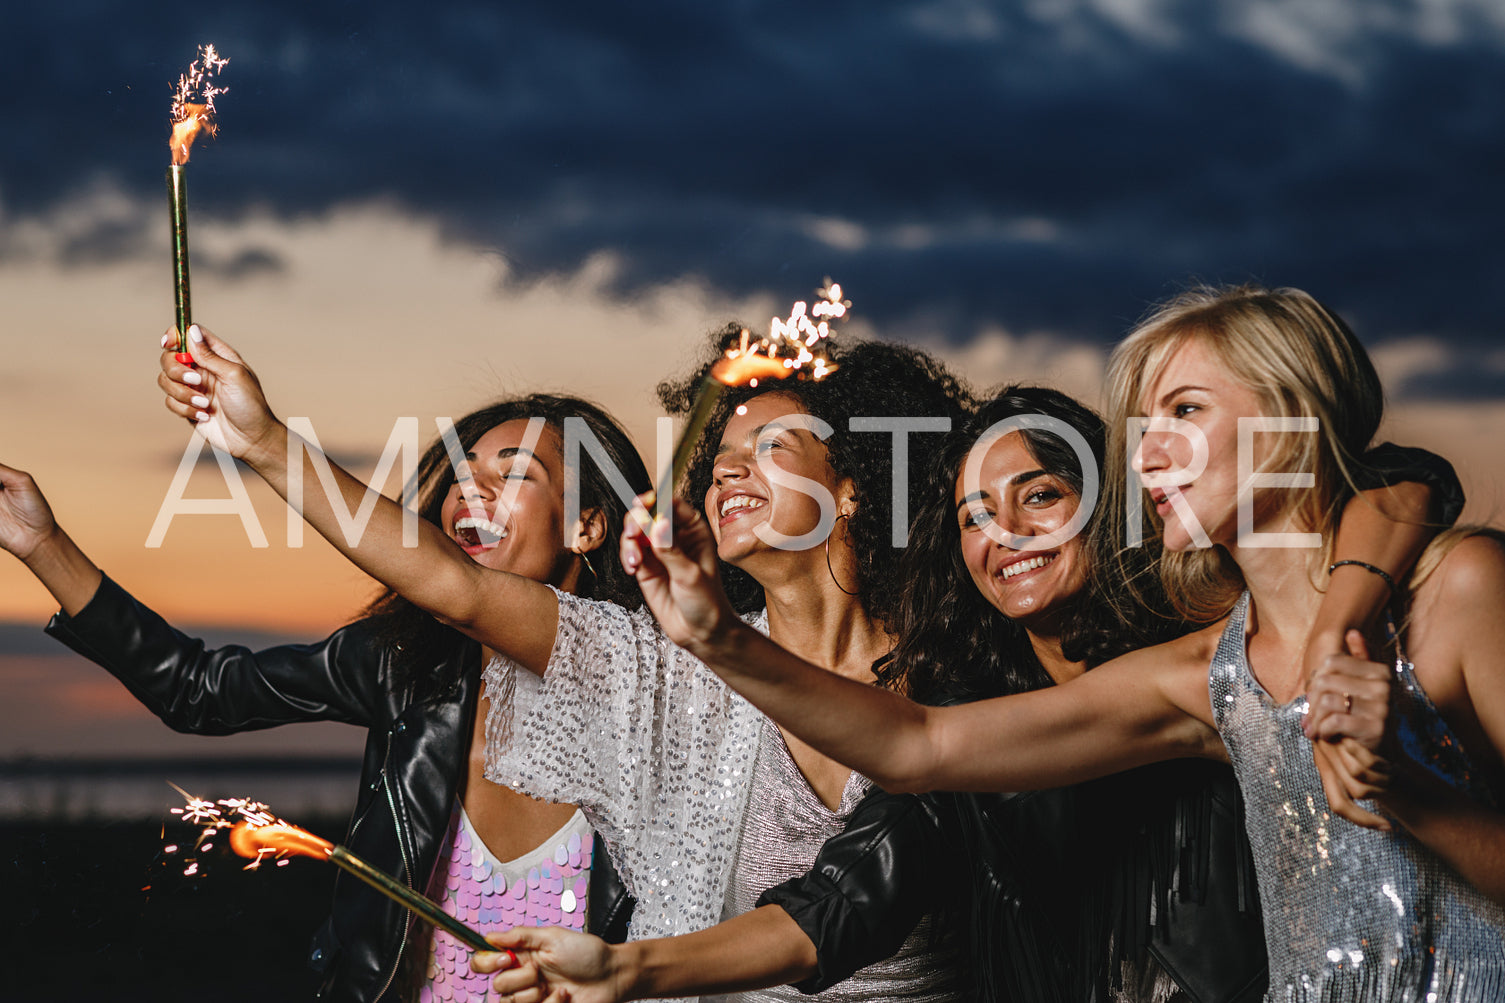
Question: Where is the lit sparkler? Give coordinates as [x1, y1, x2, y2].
[160, 785, 513, 962]
[227, 821, 507, 958]
[166, 44, 229, 359]
[657, 281, 847, 504]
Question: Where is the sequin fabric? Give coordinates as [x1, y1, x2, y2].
[1210, 593, 1505, 1002]
[420, 802, 594, 1003]
[708, 722, 962, 1003]
[483, 588, 765, 945]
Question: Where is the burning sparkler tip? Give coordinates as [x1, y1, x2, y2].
[168, 44, 230, 164]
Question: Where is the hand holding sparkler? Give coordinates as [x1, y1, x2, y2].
[621, 493, 738, 658]
[472, 925, 618, 1003]
[159, 325, 282, 460]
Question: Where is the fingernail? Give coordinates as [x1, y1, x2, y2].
[195, 410, 209, 422]
[191, 395, 209, 409]
[161, 333, 173, 348]
[182, 371, 202, 385]
[650, 515, 671, 547]
[189, 324, 203, 343]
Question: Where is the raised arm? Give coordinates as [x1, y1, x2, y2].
[156, 325, 557, 672]
[0, 463, 102, 616]
[1307, 534, 1505, 905]
[474, 905, 817, 1002]
[1303, 465, 1454, 827]
[622, 497, 1220, 794]
[1304, 474, 1448, 686]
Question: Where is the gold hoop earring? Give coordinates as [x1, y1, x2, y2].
[824, 513, 859, 596]
[577, 549, 598, 580]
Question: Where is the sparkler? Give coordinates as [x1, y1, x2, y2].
[227, 822, 506, 957]
[657, 281, 847, 504]
[162, 786, 513, 964]
[166, 44, 229, 360]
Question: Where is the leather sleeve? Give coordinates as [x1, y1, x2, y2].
[756, 788, 946, 994]
[1357, 442, 1465, 526]
[44, 573, 385, 733]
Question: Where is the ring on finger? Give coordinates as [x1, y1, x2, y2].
[1343, 692, 1353, 714]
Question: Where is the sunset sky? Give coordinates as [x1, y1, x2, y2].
[3, 0, 1503, 759]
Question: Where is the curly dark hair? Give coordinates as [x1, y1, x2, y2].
[658, 324, 975, 628]
[361, 393, 651, 696]
[876, 386, 1181, 704]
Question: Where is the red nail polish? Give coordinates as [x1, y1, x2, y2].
[175, 352, 196, 367]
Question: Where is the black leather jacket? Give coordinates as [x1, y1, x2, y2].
[45, 575, 633, 1002]
[762, 764, 1266, 1003]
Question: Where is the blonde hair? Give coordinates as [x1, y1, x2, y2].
[1103, 285, 1385, 622]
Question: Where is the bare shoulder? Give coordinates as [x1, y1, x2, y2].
[1425, 532, 1505, 599]
[1091, 618, 1230, 749]
[1409, 532, 1505, 635]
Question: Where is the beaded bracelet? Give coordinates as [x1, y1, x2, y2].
[1328, 559, 1397, 593]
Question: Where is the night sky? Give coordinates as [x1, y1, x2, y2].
[1, 0, 1502, 759]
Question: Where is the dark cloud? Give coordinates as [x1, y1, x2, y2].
[4, 0, 1503, 394]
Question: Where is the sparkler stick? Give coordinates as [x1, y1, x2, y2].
[228, 822, 508, 959]
[657, 283, 848, 503]
[166, 44, 229, 359]
[164, 787, 515, 965]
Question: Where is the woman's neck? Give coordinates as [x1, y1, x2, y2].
[1024, 613, 1086, 686]
[761, 565, 889, 683]
[1228, 525, 1326, 671]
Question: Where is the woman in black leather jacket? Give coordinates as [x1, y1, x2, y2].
[0, 392, 649, 1002]
[475, 387, 1458, 1003]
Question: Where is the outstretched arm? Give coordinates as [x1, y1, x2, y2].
[621, 497, 1219, 794]
[0, 463, 102, 616]
[474, 905, 818, 1003]
[156, 325, 557, 673]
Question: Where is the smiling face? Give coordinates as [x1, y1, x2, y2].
[955, 431, 1088, 624]
[1133, 336, 1270, 551]
[437, 419, 581, 587]
[705, 392, 851, 566]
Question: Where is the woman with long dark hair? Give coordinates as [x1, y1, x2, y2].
[0, 380, 651, 1002]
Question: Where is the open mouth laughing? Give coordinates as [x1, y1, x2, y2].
[453, 512, 508, 552]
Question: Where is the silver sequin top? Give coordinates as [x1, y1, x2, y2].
[483, 589, 764, 946]
[706, 721, 962, 1003]
[1210, 593, 1505, 1002]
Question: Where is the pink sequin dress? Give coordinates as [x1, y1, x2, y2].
[420, 800, 595, 1003]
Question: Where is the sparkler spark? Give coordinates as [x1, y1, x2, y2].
[719, 280, 847, 386]
[169, 44, 229, 165]
[658, 281, 850, 501]
[158, 790, 508, 961]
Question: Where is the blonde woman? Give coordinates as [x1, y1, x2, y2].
[619, 286, 1505, 1002]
